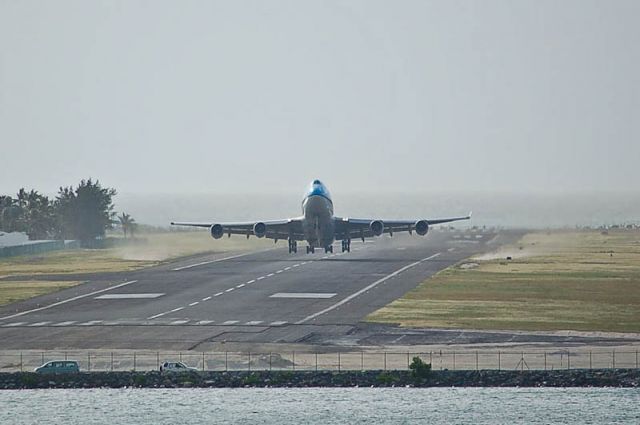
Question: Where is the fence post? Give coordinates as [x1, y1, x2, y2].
[20, 352, 23, 372]
[133, 352, 136, 371]
[498, 351, 501, 371]
[316, 353, 318, 372]
[636, 350, 638, 369]
[292, 351, 295, 371]
[521, 352, 525, 372]
[476, 351, 478, 371]
[567, 351, 570, 370]
[225, 352, 228, 371]
[407, 352, 410, 369]
[544, 352, 547, 371]
[453, 351, 456, 370]
[269, 353, 272, 371]
[361, 351, 364, 371]
[338, 352, 341, 372]
[88, 352, 91, 372]
[248, 352, 251, 372]
[202, 352, 205, 371]
[179, 352, 182, 362]
[41, 352, 44, 365]
[613, 350, 616, 369]
[156, 352, 159, 370]
[384, 352, 387, 371]
[110, 352, 114, 371]
[590, 351, 592, 369]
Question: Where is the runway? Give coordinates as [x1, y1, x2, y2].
[0, 230, 511, 350]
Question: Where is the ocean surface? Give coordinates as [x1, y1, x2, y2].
[1, 387, 639, 424]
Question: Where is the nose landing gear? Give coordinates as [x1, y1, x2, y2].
[341, 239, 351, 253]
[288, 239, 297, 254]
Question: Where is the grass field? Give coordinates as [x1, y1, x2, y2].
[367, 229, 640, 333]
[0, 280, 81, 306]
[0, 231, 273, 278]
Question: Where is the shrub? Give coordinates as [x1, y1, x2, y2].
[409, 357, 432, 379]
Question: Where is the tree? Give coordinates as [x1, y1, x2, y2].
[117, 212, 136, 238]
[0, 191, 55, 239]
[54, 179, 117, 242]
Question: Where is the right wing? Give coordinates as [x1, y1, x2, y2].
[171, 217, 305, 241]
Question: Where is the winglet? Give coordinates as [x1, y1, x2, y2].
[468, 211, 473, 219]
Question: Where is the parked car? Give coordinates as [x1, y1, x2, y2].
[35, 360, 80, 374]
[160, 361, 198, 373]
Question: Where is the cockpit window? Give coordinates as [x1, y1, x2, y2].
[312, 179, 322, 185]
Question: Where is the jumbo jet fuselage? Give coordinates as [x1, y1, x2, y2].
[301, 180, 335, 249]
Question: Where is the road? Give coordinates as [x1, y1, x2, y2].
[0, 230, 513, 350]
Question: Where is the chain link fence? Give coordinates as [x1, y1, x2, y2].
[1, 349, 638, 373]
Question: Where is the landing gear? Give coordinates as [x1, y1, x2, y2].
[288, 239, 297, 254]
[306, 245, 315, 254]
[341, 239, 351, 253]
[324, 245, 333, 254]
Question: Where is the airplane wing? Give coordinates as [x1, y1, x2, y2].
[171, 218, 306, 241]
[333, 212, 471, 241]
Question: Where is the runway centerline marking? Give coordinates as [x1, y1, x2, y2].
[28, 321, 52, 327]
[202, 296, 212, 301]
[171, 249, 275, 271]
[267, 273, 275, 277]
[147, 312, 168, 320]
[214, 292, 223, 296]
[0, 280, 138, 321]
[225, 288, 235, 293]
[236, 284, 245, 288]
[270, 293, 337, 299]
[257, 276, 265, 280]
[189, 302, 199, 306]
[247, 280, 256, 284]
[94, 293, 164, 300]
[170, 307, 184, 313]
[222, 320, 238, 325]
[296, 252, 442, 324]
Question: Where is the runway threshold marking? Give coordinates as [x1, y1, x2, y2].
[295, 252, 442, 324]
[0, 280, 138, 321]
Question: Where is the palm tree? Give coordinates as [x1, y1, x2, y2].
[117, 212, 136, 238]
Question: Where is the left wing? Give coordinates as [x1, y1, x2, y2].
[171, 217, 305, 241]
[333, 212, 471, 241]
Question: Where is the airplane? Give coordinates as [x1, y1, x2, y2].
[171, 179, 471, 254]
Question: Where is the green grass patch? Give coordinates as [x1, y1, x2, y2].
[0, 280, 82, 306]
[367, 229, 640, 333]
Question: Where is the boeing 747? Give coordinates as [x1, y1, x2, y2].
[171, 180, 471, 254]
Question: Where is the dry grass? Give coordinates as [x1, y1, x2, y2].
[0, 280, 81, 306]
[367, 229, 640, 333]
[0, 231, 274, 277]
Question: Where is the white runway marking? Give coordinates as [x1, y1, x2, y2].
[171, 250, 273, 271]
[28, 321, 52, 327]
[257, 276, 265, 280]
[296, 252, 442, 324]
[147, 312, 167, 319]
[275, 270, 283, 274]
[225, 288, 235, 293]
[188, 302, 199, 306]
[170, 320, 189, 325]
[94, 293, 164, 300]
[270, 321, 287, 326]
[79, 320, 103, 326]
[222, 320, 238, 325]
[0, 280, 138, 321]
[170, 307, 184, 313]
[284, 267, 291, 271]
[202, 296, 212, 301]
[270, 293, 337, 299]
[292, 264, 300, 268]
[196, 320, 214, 325]
[214, 292, 223, 296]
[3, 322, 27, 327]
[247, 279, 256, 284]
[267, 273, 274, 277]
[236, 284, 245, 288]
[447, 247, 456, 252]
[245, 321, 263, 325]
[52, 321, 76, 327]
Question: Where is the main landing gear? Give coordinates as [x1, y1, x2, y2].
[324, 245, 333, 254]
[288, 239, 297, 254]
[306, 245, 315, 254]
[341, 239, 351, 253]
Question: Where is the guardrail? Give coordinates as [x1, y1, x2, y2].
[1, 349, 638, 372]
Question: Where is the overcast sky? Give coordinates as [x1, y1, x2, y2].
[1, 0, 638, 196]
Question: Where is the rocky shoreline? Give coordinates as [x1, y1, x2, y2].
[0, 369, 638, 389]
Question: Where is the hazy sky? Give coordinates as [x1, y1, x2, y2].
[1, 0, 639, 195]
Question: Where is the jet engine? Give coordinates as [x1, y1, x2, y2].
[415, 220, 429, 236]
[370, 220, 385, 236]
[210, 224, 224, 239]
[253, 222, 267, 238]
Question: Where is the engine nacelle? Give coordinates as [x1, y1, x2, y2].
[253, 222, 266, 238]
[370, 220, 384, 236]
[210, 224, 224, 239]
[415, 220, 429, 236]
